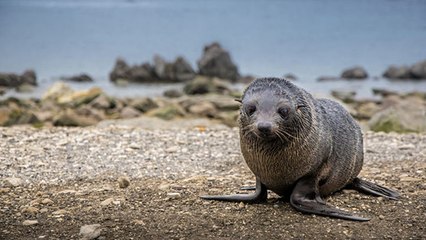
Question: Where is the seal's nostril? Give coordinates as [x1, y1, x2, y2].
[257, 122, 272, 134]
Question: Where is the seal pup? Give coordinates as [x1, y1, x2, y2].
[201, 77, 399, 221]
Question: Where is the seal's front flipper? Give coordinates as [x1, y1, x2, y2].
[200, 177, 267, 203]
[349, 178, 400, 200]
[290, 178, 370, 221]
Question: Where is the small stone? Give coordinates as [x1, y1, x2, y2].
[4, 177, 23, 187]
[41, 198, 54, 205]
[40, 208, 48, 213]
[379, 215, 385, 220]
[0, 188, 10, 193]
[166, 192, 181, 199]
[238, 202, 245, 209]
[22, 206, 39, 215]
[57, 189, 77, 194]
[79, 224, 102, 240]
[23, 220, 39, 226]
[52, 209, 69, 215]
[118, 176, 130, 189]
[100, 198, 114, 206]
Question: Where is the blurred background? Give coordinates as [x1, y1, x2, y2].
[1, 0, 426, 96]
[0, 0, 425, 131]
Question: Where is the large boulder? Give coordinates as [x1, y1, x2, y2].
[341, 66, 368, 79]
[173, 57, 196, 82]
[42, 82, 74, 101]
[183, 76, 232, 95]
[57, 87, 102, 107]
[368, 97, 426, 133]
[383, 65, 412, 79]
[0, 70, 37, 88]
[61, 73, 94, 82]
[411, 60, 426, 79]
[53, 108, 98, 127]
[383, 60, 426, 80]
[153, 55, 195, 82]
[109, 58, 131, 82]
[197, 42, 240, 81]
[146, 104, 186, 120]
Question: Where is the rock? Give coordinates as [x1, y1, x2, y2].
[0, 70, 37, 88]
[368, 98, 426, 133]
[129, 97, 158, 112]
[238, 75, 256, 83]
[183, 76, 232, 95]
[383, 65, 412, 79]
[20, 70, 37, 85]
[316, 76, 339, 82]
[173, 56, 196, 82]
[110, 58, 131, 82]
[216, 111, 239, 127]
[53, 109, 98, 127]
[41, 198, 54, 205]
[341, 66, 368, 79]
[57, 87, 102, 107]
[90, 94, 115, 110]
[16, 83, 35, 93]
[153, 55, 168, 79]
[42, 82, 74, 101]
[331, 90, 356, 103]
[128, 63, 154, 82]
[0, 72, 20, 87]
[411, 60, 426, 79]
[197, 42, 240, 81]
[166, 192, 182, 199]
[0, 86, 6, 95]
[120, 106, 141, 119]
[354, 101, 381, 120]
[61, 73, 94, 82]
[146, 104, 186, 120]
[79, 224, 102, 240]
[118, 176, 130, 188]
[284, 73, 298, 81]
[75, 106, 106, 121]
[0, 107, 40, 126]
[22, 220, 39, 226]
[187, 101, 217, 117]
[372, 88, 398, 97]
[100, 198, 114, 207]
[22, 206, 39, 215]
[4, 177, 23, 187]
[163, 89, 183, 98]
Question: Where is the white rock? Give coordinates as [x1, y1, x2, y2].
[4, 177, 23, 187]
[79, 224, 101, 240]
[23, 220, 39, 226]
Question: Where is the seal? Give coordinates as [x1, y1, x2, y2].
[201, 77, 400, 221]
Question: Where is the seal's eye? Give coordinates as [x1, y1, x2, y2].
[245, 104, 256, 116]
[278, 106, 290, 119]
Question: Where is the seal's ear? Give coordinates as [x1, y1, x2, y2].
[234, 98, 242, 104]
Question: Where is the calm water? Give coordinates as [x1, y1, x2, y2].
[1, 0, 426, 98]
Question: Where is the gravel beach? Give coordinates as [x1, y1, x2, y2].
[1, 124, 425, 239]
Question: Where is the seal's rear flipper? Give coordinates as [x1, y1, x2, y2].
[349, 178, 400, 200]
[290, 177, 370, 221]
[200, 177, 267, 203]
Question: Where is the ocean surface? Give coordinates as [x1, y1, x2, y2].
[1, 0, 426, 98]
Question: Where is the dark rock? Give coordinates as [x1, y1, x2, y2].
[53, 109, 98, 127]
[20, 70, 37, 86]
[129, 97, 158, 112]
[61, 73, 94, 82]
[411, 60, 426, 79]
[0, 70, 37, 88]
[110, 58, 131, 82]
[341, 66, 368, 79]
[197, 42, 240, 81]
[146, 104, 186, 120]
[183, 76, 232, 95]
[163, 89, 183, 98]
[284, 73, 298, 81]
[383, 65, 412, 79]
[0, 87, 6, 95]
[173, 57, 195, 82]
[372, 88, 398, 97]
[316, 76, 340, 82]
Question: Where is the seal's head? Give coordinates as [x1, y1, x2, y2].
[239, 78, 313, 142]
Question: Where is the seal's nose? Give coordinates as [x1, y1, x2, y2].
[257, 122, 272, 134]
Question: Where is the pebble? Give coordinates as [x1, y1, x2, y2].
[118, 176, 130, 188]
[4, 177, 23, 187]
[100, 198, 114, 206]
[166, 192, 182, 199]
[41, 198, 54, 205]
[22, 206, 39, 214]
[22, 220, 39, 226]
[79, 224, 102, 240]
